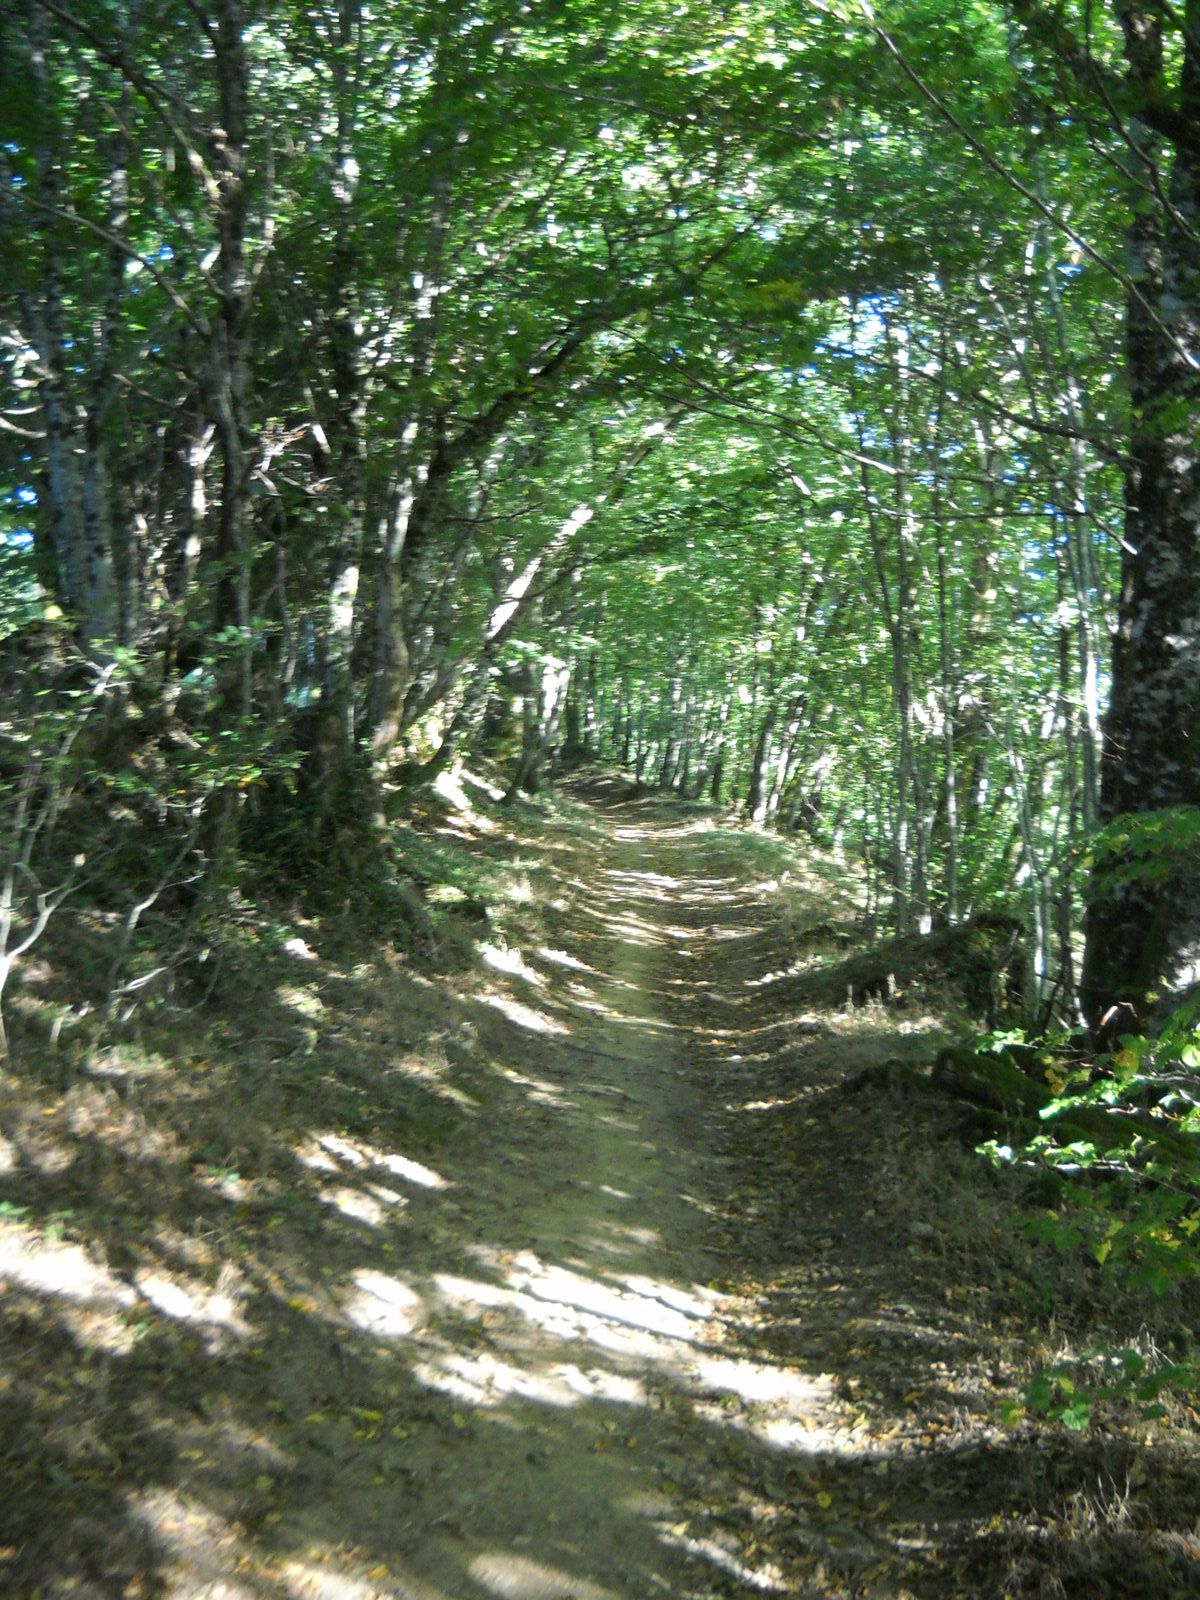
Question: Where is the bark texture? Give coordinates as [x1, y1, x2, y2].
[1081, 3, 1200, 1030]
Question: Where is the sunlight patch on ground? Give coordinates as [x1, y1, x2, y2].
[343, 1269, 424, 1337]
[433, 1270, 514, 1310]
[277, 983, 326, 1019]
[435, 1271, 600, 1345]
[498, 1065, 573, 1106]
[576, 1223, 664, 1260]
[615, 1273, 723, 1320]
[536, 946, 598, 974]
[602, 867, 682, 891]
[596, 1223, 662, 1249]
[458, 765, 506, 802]
[298, 1140, 340, 1173]
[430, 1264, 684, 1358]
[315, 1132, 369, 1167]
[744, 960, 814, 987]
[320, 1183, 406, 1226]
[469, 1552, 619, 1600]
[497, 871, 537, 904]
[283, 1564, 404, 1600]
[478, 942, 546, 986]
[592, 915, 659, 946]
[135, 1268, 248, 1344]
[312, 1132, 449, 1190]
[753, 1414, 840, 1450]
[412, 1349, 645, 1410]
[508, 1255, 709, 1343]
[565, 993, 677, 1039]
[283, 1558, 448, 1599]
[558, 1362, 647, 1405]
[566, 979, 602, 1004]
[385, 1045, 478, 1109]
[412, 1349, 567, 1407]
[477, 992, 570, 1035]
[376, 1151, 448, 1189]
[566, 992, 633, 1020]
[433, 766, 496, 830]
[691, 1354, 832, 1407]
[134, 1488, 258, 1600]
[611, 819, 714, 844]
[657, 1525, 787, 1593]
[422, 1251, 844, 1460]
[0, 1219, 135, 1309]
[604, 864, 748, 902]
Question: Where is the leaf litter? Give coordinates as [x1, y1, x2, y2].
[0, 777, 1198, 1598]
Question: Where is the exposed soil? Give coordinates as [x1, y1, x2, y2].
[2, 780, 1199, 1598]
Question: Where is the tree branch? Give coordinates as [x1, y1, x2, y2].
[856, 1, 1199, 373]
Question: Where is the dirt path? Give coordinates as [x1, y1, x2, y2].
[304, 801, 843, 1600]
[4, 785, 1199, 1600]
[2, 788, 843, 1600]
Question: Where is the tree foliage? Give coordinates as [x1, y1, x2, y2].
[1, 0, 1196, 1049]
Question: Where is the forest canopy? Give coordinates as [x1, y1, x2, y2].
[2, 0, 1199, 1039]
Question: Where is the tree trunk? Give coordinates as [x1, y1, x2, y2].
[212, 0, 253, 715]
[318, 0, 368, 767]
[1082, 4, 1200, 1030]
[24, 1, 116, 648]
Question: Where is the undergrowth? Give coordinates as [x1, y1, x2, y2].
[970, 998, 1200, 1432]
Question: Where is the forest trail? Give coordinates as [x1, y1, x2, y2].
[296, 790, 855, 1600]
[4, 781, 1197, 1600]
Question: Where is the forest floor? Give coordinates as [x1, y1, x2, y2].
[3, 775, 1200, 1599]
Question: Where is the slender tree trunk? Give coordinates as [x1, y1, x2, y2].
[367, 143, 452, 757]
[746, 709, 776, 823]
[319, 0, 367, 764]
[659, 676, 682, 787]
[24, 2, 116, 647]
[212, 0, 253, 715]
[634, 708, 648, 783]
